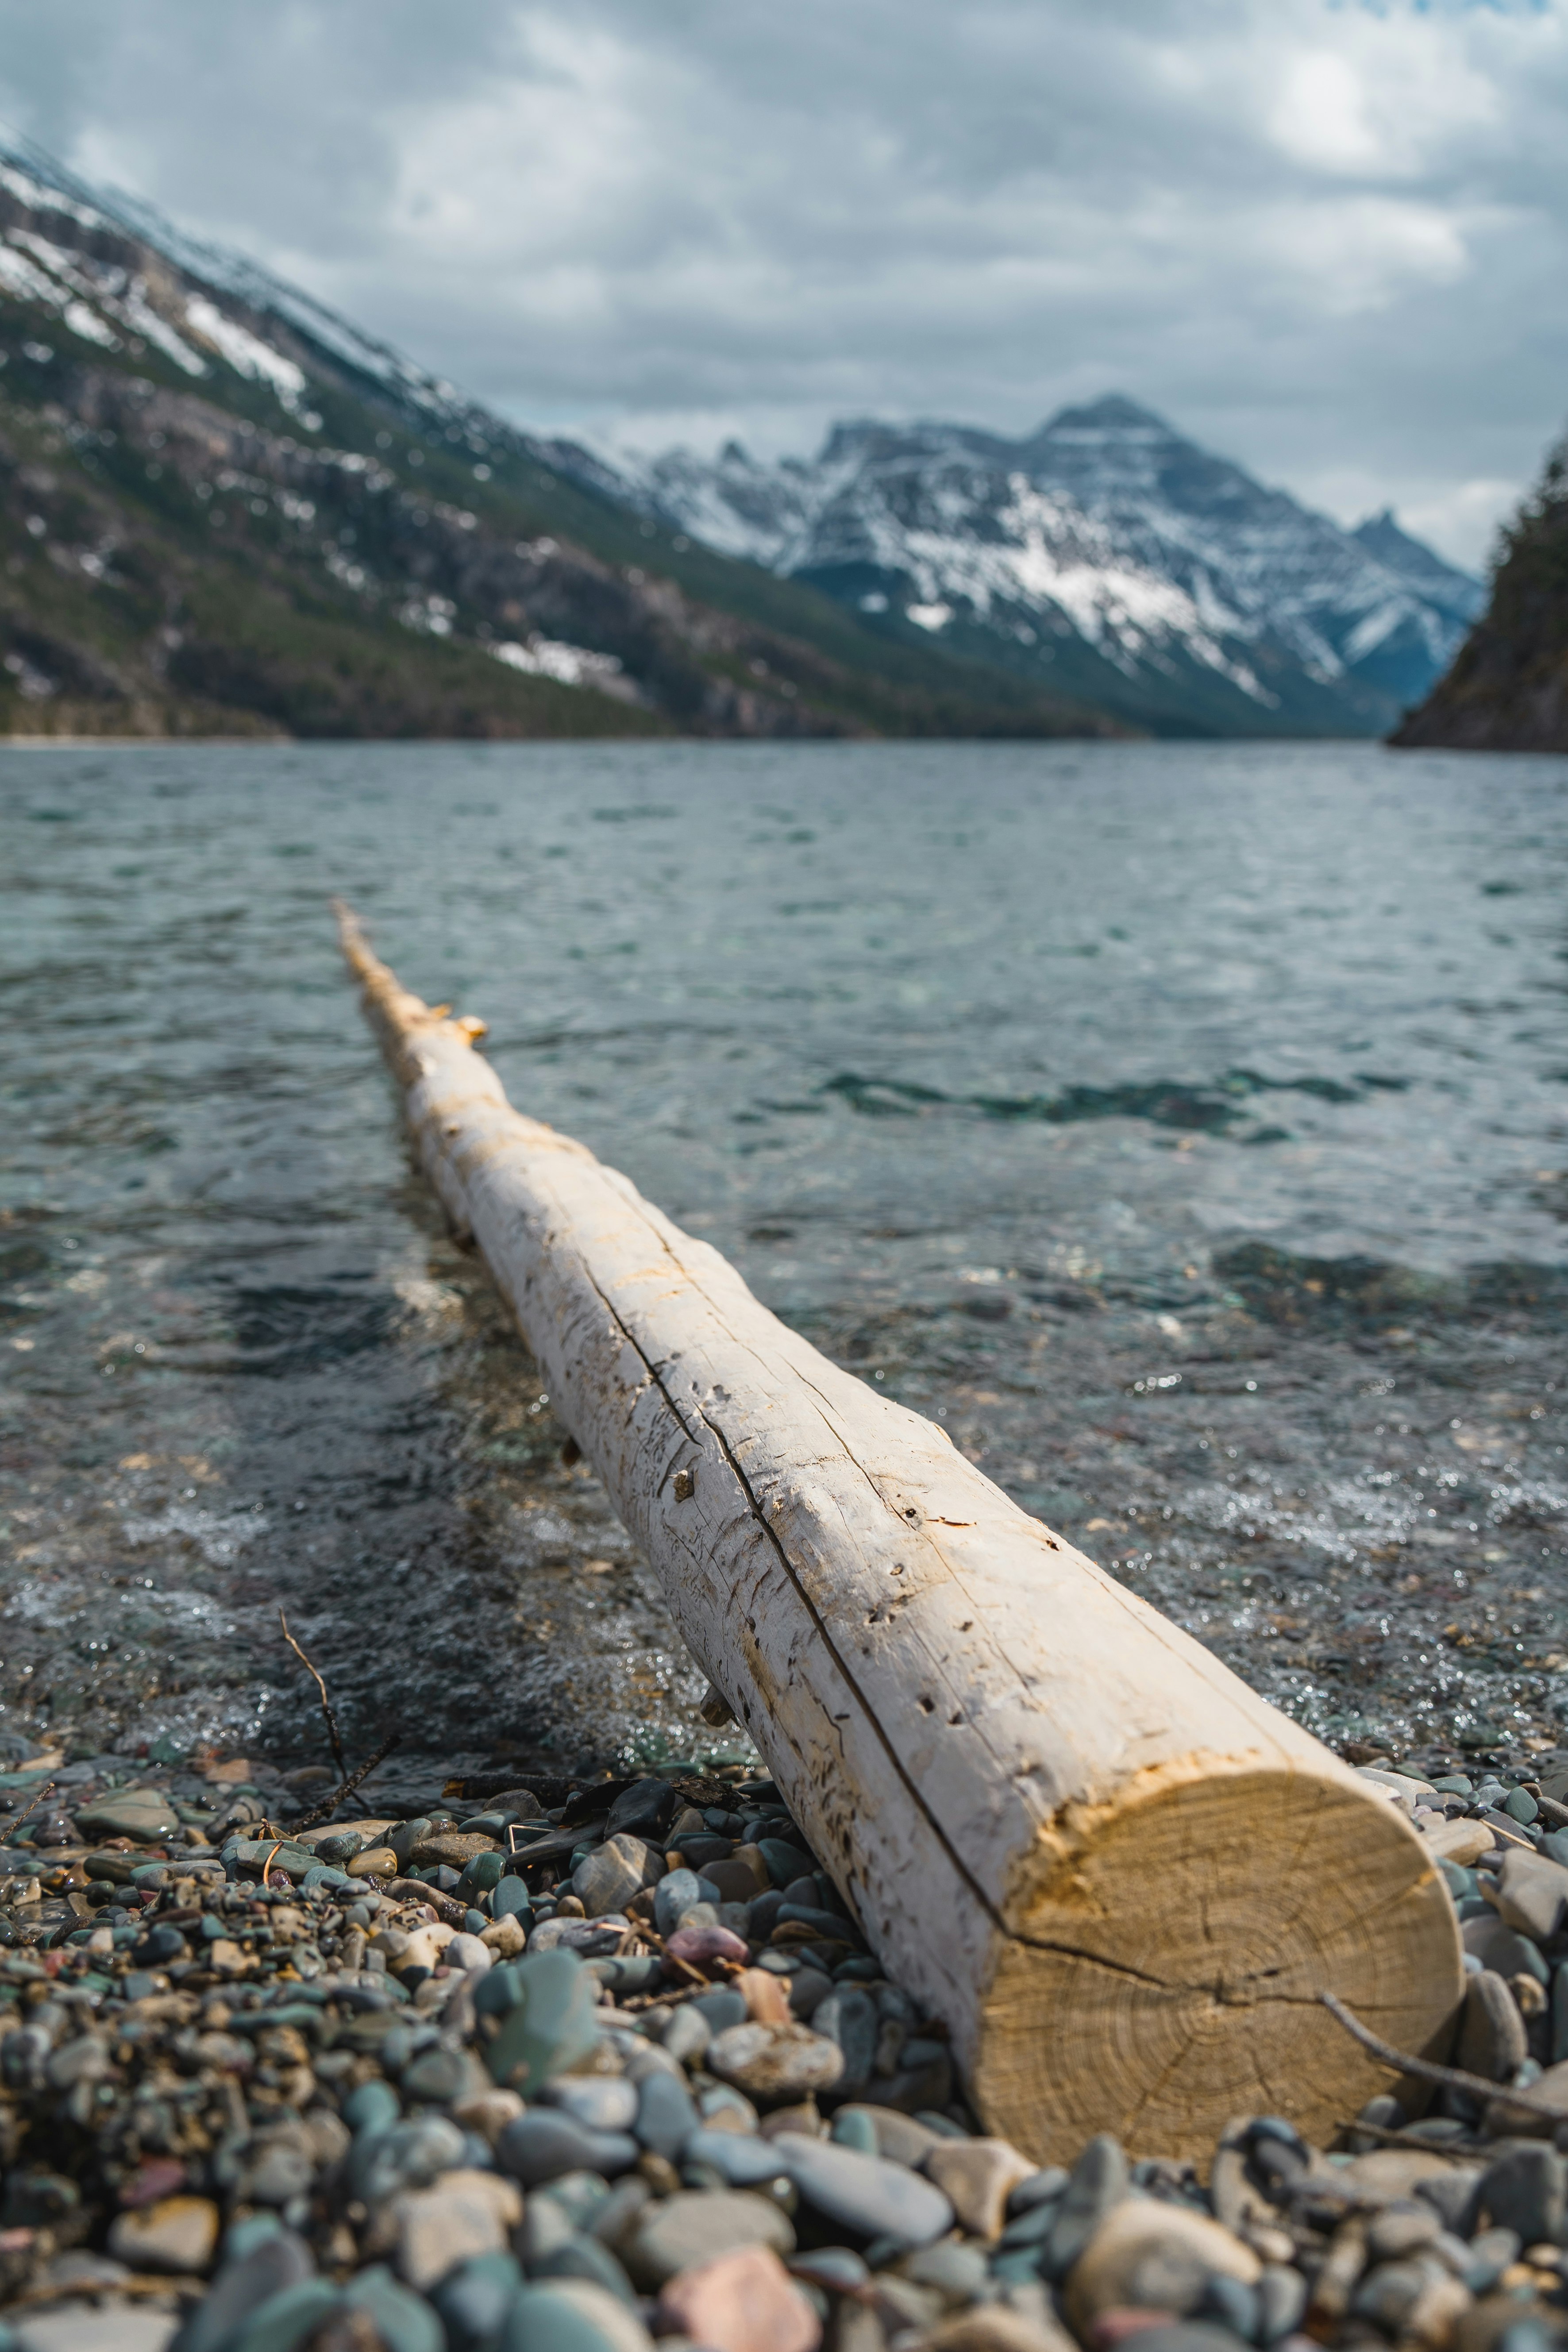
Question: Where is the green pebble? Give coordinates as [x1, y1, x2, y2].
[498, 2285, 625, 2352]
[344, 2079, 401, 2136]
[1505, 1788, 1540, 1825]
[342, 2264, 443, 2352]
[402, 2046, 470, 2105]
[460, 1851, 508, 1894]
[432, 2252, 523, 2352]
[831, 2109, 878, 2154]
[486, 1949, 599, 2095]
[224, 2213, 284, 2263]
[536, 2172, 613, 2231]
[226, 2278, 340, 2352]
[528, 2235, 637, 2307]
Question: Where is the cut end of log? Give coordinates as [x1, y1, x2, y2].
[972, 1760, 1460, 2165]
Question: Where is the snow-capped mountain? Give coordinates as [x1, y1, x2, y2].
[0, 137, 1108, 742]
[0, 132, 1480, 741]
[595, 399, 1485, 736]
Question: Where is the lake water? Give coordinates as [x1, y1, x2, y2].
[3, 737, 1566, 1782]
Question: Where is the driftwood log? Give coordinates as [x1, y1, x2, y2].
[338, 904, 1461, 2164]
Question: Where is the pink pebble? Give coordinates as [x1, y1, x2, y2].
[1094, 2313, 1180, 2348]
[659, 2244, 820, 2352]
[119, 2157, 188, 2209]
[664, 1922, 749, 1973]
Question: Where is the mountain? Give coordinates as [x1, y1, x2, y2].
[590, 398, 1484, 739]
[0, 141, 1112, 742]
[1390, 439, 1568, 752]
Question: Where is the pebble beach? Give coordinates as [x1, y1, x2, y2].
[5, 1738, 1568, 2352]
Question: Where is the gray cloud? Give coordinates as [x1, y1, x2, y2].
[1, 0, 1563, 564]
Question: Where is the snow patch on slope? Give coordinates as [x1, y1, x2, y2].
[184, 296, 309, 413]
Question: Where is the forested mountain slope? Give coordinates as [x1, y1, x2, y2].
[1391, 440, 1568, 752]
[0, 144, 1109, 742]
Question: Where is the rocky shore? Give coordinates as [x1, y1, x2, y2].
[4, 1737, 1568, 2352]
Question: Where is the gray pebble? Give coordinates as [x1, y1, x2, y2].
[1196, 2275, 1259, 2342]
[1464, 1915, 1550, 1986]
[635, 2068, 698, 2159]
[696, 2084, 757, 2129]
[624, 2188, 796, 2288]
[1008, 2167, 1068, 2216]
[1479, 2142, 1566, 2244]
[1457, 1969, 1529, 2082]
[348, 2116, 466, 2205]
[788, 1968, 834, 2021]
[654, 1870, 718, 1936]
[542, 2078, 640, 2134]
[521, 2191, 578, 2263]
[1352, 2258, 1429, 2331]
[681, 2128, 791, 2187]
[1464, 2226, 1522, 2294]
[498, 2111, 640, 2187]
[691, 1987, 747, 2032]
[898, 2242, 990, 2305]
[1041, 2134, 1129, 2282]
[770, 2130, 953, 2247]
[1414, 2167, 1482, 2234]
[660, 2005, 712, 2067]
[813, 1987, 878, 2098]
[1100, 2329, 1255, 2352]
[790, 2247, 870, 2292]
[573, 1833, 661, 1920]
[401, 2045, 474, 2105]
[1258, 2263, 1307, 2344]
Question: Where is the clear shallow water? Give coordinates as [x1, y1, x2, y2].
[2, 738, 1566, 1775]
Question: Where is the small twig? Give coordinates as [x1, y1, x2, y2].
[278, 1608, 347, 1782]
[1321, 1990, 1568, 2125]
[291, 1730, 399, 1835]
[1334, 2116, 1485, 2157]
[9, 1780, 56, 1836]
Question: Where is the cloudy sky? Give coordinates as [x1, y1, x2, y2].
[1, 0, 1563, 567]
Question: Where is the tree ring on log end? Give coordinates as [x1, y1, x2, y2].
[972, 1762, 1462, 2167]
